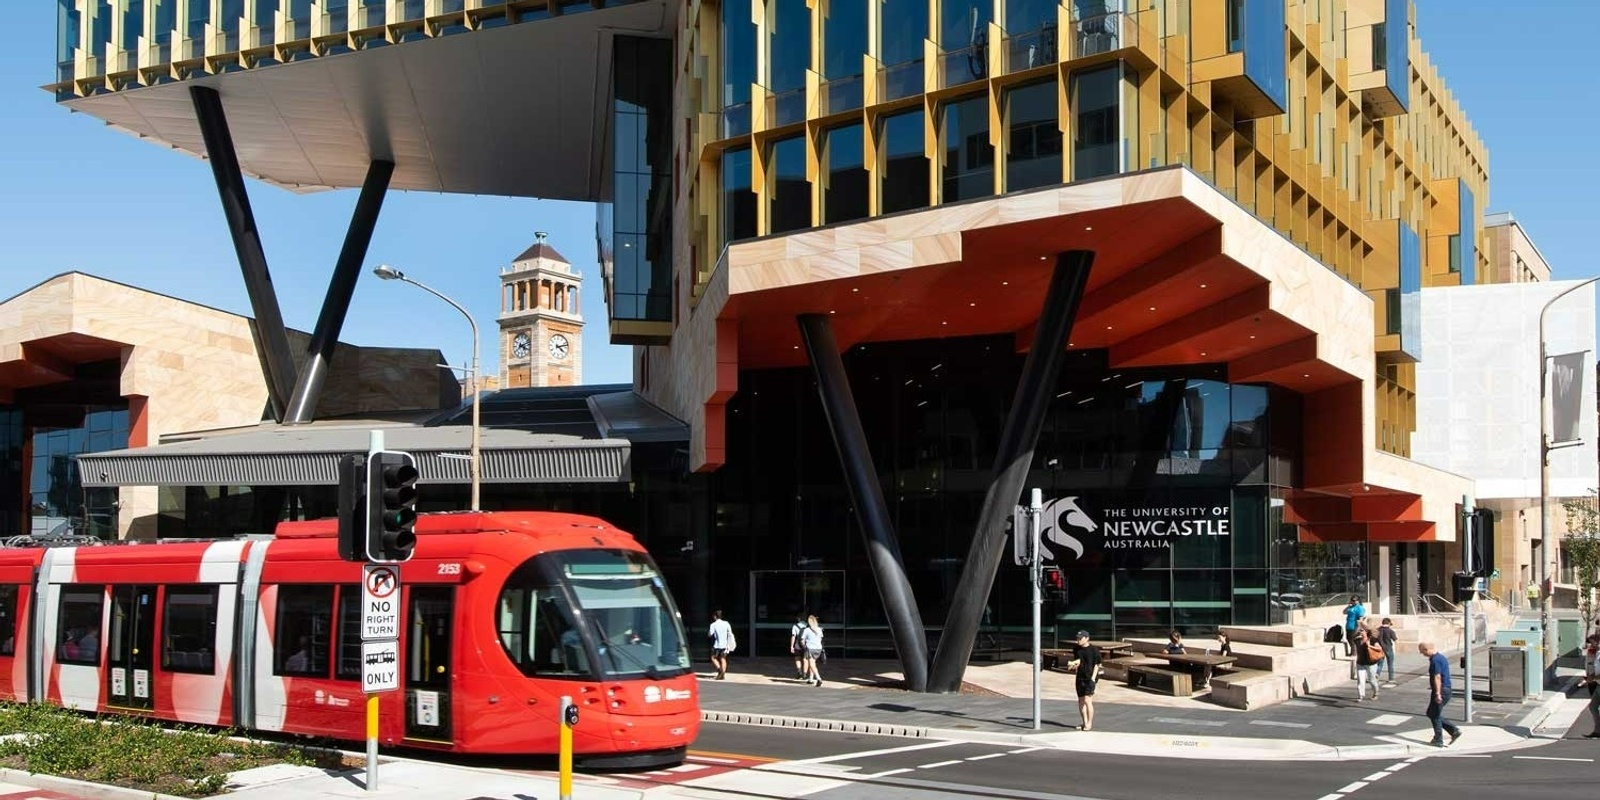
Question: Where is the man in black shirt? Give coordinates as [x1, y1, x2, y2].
[1067, 630, 1102, 731]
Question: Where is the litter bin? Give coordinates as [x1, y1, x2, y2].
[1489, 646, 1527, 702]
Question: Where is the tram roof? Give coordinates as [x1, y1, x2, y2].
[77, 386, 686, 487]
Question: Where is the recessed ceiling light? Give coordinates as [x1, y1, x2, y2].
[1303, 373, 1310, 378]
[829, 310, 836, 314]
[852, 287, 860, 293]
[1148, 306, 1156, 311]
[1002, 281, 1009, 286]
[942, 321, 948, 325]
[969, 302, 977, 307]
[1039, 255, 1048, 261]
[792, 345, 799, 349]
[1085, 226, 1093, 231]
[1200, 351, 1207, 356]
[1249, 335, 1256, 339]
[1200, 283, 1208, 289]
[1105, 325, 1113, 330]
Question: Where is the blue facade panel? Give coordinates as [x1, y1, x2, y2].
[1243, 0, 1287, 113]
[1384, 0, 1409, 112]
[1456, 179, 1476, 285]
[1398, 222, 1422, 360]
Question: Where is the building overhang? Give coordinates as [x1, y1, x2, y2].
[683, 165, 1471, 541]
[55, 2, 672, 200]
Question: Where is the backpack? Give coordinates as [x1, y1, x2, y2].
[1324, 624, 1344, 643]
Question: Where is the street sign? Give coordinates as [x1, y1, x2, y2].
[362, 564, 401, 641]
[361, 640, 400, 693]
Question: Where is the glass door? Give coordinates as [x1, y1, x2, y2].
[107, 585, 155, 710]
[748, 570, 848, 657]
[404, 586, 453, 742]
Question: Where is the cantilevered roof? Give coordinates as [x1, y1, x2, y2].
[60, 2, 671, 199]
[78, 387, 686, 487]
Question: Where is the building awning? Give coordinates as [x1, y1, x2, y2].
[78, 387, 687, 488]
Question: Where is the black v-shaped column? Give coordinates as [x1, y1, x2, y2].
[798, 314, 929, 692]
[927, 250, 1094, 693]
[191, 85, 394, 425]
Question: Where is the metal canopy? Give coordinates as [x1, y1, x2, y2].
[61, 2, 672, 199]
[78, 389, 687, 487]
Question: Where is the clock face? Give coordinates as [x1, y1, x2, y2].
[549, 334, 570, 361]
[512, 332, 531, 359]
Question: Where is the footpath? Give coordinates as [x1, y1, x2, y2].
[1, 643, 1592, 799]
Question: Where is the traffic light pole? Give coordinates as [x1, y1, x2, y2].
[366, 430, 383, 792]
[1462, 494, 1473, 724]
[1028, 488, 1042, 732]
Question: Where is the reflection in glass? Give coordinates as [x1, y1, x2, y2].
[822, 0, 866, 111]
[769, 135, 809, 233]
[1071, 64, 1120, 180]
[608, 37, 673, 322]
[881, 110, 929, 214]
[120, 0, 145, 57]
[769, 0, 808, 96]
[824, 125, 868, 224]
[722, 0, 756, 131]
[941, 95, 993, 202]
[1005, 81, 1061, 192]
[721, 147, 756, 245]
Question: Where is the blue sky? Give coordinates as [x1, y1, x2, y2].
[1, 1, 1595, 387]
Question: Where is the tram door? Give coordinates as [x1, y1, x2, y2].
[107, 585, 156, 710]
[404, 587, 453, 742]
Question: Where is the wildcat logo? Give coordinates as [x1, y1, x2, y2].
[1040, 497, 1097, 562]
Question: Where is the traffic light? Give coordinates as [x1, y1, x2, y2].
[336, 453, 366, 562]
[366, 450, 418, 563]
[1452, 571, 1476, 604]
[1470, 508, 1495, 578]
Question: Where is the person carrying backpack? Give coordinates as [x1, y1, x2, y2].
[789, 611, 810, 680]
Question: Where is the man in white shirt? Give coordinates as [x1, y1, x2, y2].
[708, 610, 734, 680]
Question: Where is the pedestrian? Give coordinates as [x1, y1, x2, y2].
[1417, 641, 1462, 747]
[1342, 596, 1366, 657]
[1164, 630, 1185, 655]
[708, 610, 734, 680]
[1354, 623, 1381, 701]
[789, 611, 810, 680]
[1376, 617, 1399, 686]
[799, 615, 825, 687]
[1213, 630, 1233, 657]
[1581, 633, 1599, 739]
[1066, 630, 1102, 731]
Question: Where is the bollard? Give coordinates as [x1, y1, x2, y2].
[559, 695, 576, 800]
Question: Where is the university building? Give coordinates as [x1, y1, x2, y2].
[42, 1, 1590, 690]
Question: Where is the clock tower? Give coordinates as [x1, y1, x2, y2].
[498, 232, 583, 387]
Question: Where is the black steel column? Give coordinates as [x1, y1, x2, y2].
[284, 159, 396, 424]
[798, 314, 930, 692]
[191, 85, 299, 422]
[927, 250, 1093, 693]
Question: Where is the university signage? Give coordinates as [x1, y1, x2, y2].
[1015, 490, 1233, 566]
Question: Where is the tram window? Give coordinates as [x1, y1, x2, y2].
[274, 585, 333, 678]
[162, 586, 219, 674]
[496, 574, 589, 678]
[0, 585, 17, 656]
[56, 586, 104, 666]
[335, 585, 361, 681]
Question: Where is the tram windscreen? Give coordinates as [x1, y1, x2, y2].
[497, 549, 691, 680]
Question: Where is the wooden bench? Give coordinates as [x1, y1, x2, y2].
[1126, 664, 1194, 696]
[1041, 649, 1076, 671]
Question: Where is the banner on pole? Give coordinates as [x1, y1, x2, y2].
[1551, 351, 1589, 445]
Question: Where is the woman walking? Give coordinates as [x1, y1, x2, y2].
[799, 615, 825, 687]
[1354, 623, 1382, 701]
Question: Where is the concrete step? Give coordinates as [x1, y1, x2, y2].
[1124, 638, 1341, 674]
[1288, 661, 1354, 697]
[1209, 669, 1289, 711]
[1219, 624, 1324, 648]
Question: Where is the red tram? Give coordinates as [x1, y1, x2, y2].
[0, 511, 699, 768]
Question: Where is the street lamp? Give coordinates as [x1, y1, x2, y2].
[373, 264, 482, 511]
[1538, 274, 1600, 679]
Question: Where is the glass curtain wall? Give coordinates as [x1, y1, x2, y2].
[609, 37, 674, 323]
[57, 0, 80, 82]
[91, 1, 111, 62]
[768, 0, 809, 126]
[1071, 63, 1122, 180]
[1005, 0, 1058, 71]
[715, 335, 1305, 652]
[821, 0, 867, 112]
[253, 0, 276, 47]
[721, 147, 756, 244]
[120, 0, 145, 64]
[880, 0, 926, 99]
[1005, 80, 1061, 191]
[0, 409, 22, 538]
[721, 0, 757, 137]
[30, 408, 129, 541]
[769, 135, 809, 233]
[824, 125, 868, 224]
[880, 109, 929, 213]
[941, 95, 993, 202]
[940, 0, 990, 86]
[219, 0, 243, 51]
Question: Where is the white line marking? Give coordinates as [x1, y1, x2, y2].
[1007, 747, 1043, 755]
[965, 753, 1009, 761]
[1250, 720, 1313, 729]
[1150, 716, 1229, 727]
[918, 760, 965, 769]
[1338, 782, 1369, 793]
[1367, 714, 1410, 727]
[691, 755, 740, 764]
[1513, 756, 1594, 763]
[668, 764, 709, 773]
[1385, 763, 1410, 772]
[1315, 794, 1344, 800]
[1362, 771, 1389, 782]
[789, 740, 960, 765]
[862, 768, 912, 778]
[1405, 757, 1425, 763]
[1438, 754, 1492, 758]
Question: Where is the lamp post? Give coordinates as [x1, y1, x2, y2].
[1538, 275, 1600, 681]
[373, 264, 482, 511]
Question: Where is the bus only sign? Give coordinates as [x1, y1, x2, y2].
[362, 564, 400, 641]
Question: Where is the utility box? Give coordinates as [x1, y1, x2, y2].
[1494, 622, 1544, 698]
[1489, 647, 1527, 702]
[1557, 618, 1581, 659]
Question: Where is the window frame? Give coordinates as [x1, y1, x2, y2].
[273, 584, 334, 678]
[0, 585, 18, 657]
[336, 585, 362, 682]
[161, 584, 219, 674]
[55, 585, 104, 667]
